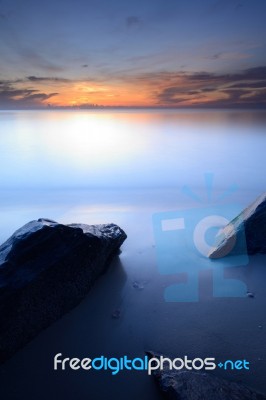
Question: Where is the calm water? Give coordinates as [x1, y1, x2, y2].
[0, 109, 266, 399]
[0, 109, 265, 240]
[1, 109, 266, 191]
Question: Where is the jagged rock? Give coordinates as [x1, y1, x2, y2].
[148, 352, 266, 400]
[209, 193, 266, 258]
[0, 218, 126, 363]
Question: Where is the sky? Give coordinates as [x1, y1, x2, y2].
[0, 0, 266, 109]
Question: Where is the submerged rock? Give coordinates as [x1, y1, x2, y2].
[0, 218, 126, 363]
[148, 352, 266, 400]
[209, 193, 266, 258]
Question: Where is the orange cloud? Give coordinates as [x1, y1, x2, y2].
[1, 66, 266, 109]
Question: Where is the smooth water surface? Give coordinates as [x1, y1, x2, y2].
[0, 109, 266, 399]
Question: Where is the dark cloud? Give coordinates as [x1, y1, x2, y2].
[0, 88, 36, 98]
[157, 86, 201, 103]
[201, 87, 216, 92]
[82, 64, 88, 68]
[0, 79, 23, 85]
[228, 81, 266, 89]
[244, 89, 266, 103]
[207, 89, 266, 108]
[153, 66, 266, 107]
[156, 84, 205, 105]
[126, 16, 141, 29]
[186, 91, 200, 96]
[187, 72, 217, 81]
[0, 82, 58, 109]
[156, 95, 190, 105]
[243, 66, 266, 79]
[185, 66, 266, 83]
[222, 89, 247, 102]
[210, 53, 222, 60]
[27, 76, 68, 82]
[22, 92, 58, 101]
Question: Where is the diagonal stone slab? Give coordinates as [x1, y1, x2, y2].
[209, 193, 266, 258]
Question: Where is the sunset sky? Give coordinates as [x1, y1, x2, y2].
[0, 0, 266, 108]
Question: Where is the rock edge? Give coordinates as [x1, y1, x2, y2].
[0, 218, 127, 363]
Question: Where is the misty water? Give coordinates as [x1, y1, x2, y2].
[0, 109, 266, 399]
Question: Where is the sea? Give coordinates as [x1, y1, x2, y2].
[0, 109, 266, 399]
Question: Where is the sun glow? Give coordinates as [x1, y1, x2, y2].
[33, 79, 155, 108]
[36, 111, 150, 170]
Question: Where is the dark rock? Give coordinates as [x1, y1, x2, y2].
[209, 193, 266, 258]
[0, 218, 126, 363]
[148, 352, 266, 400]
